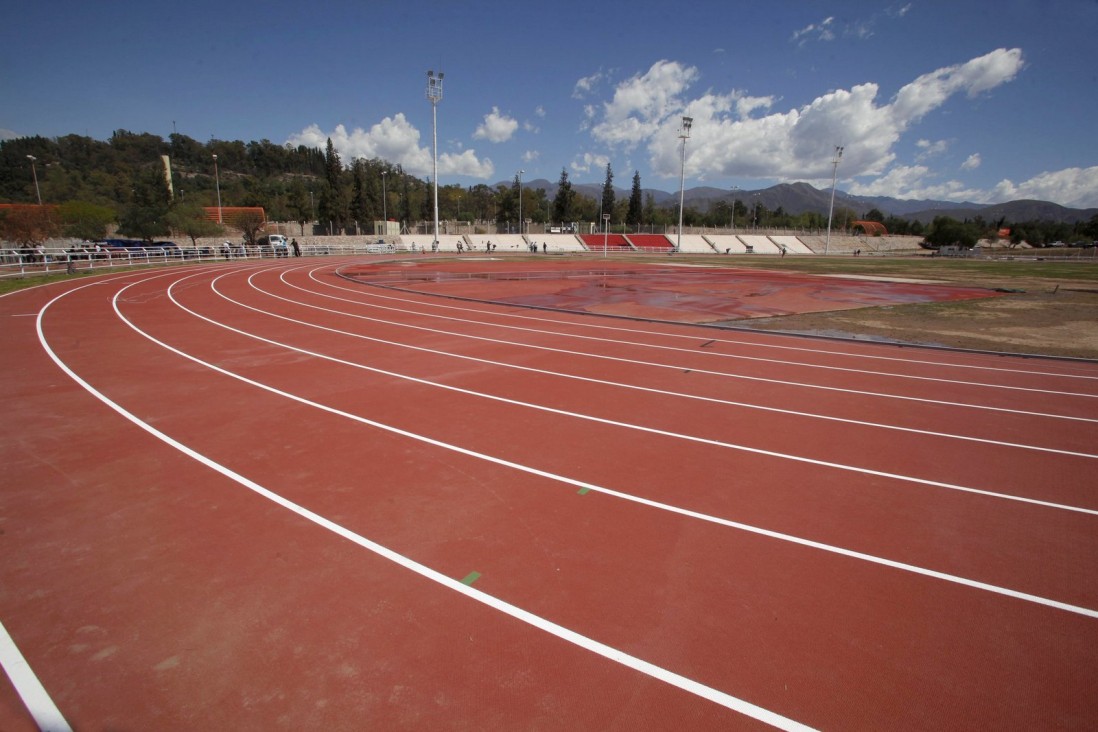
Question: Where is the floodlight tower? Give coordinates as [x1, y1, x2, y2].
[825, 145, 844, 256]
[212, 153, 222, 223]
[517, 169, 524, 239]
[427, 70, 444, 251]
[26, 155, 41, 205]
[380, 170, 388, 229]
[676, 116, 693, 253]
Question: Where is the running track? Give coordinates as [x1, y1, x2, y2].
[2, 258, 1097, 730]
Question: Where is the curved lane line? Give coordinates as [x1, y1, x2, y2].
[223, 268, 1098, 461]
[37, 274, 816, 732]
[325, 264, 1098, 384]
[105, 271, 1098, 618]
[283, 268, 1098, 423]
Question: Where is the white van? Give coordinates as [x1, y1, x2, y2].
[257, 234, 289, 257]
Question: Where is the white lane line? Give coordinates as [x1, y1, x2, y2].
[204, 272, 1098, 513]
[324, 266, 1098, 382]
[235, 272, 1098, 461]
[37, 277, 816, 732]
[108, 273, 1098, 618]
[269, 266, 1098, 424]
[308, 275, 1098, 399]
[0, 619, 72, 732]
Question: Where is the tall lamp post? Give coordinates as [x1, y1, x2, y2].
[517, 169, 524, 241]
[602, 213, 610, 258]
[676, 116, 693, 253]
[825, 145, 844, 256]
[729, 185, 739, 231]
[427, 70, 444, 252]
[212, 154, 222, 223]
[26, 155, 41, 205]
[381, 171, 388, 232]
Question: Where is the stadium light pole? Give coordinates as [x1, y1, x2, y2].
[825, 145, 844, 256]
[676, 116, 693, 253]
[26, 155, 41, 205]
[730, 185, 739, 231]
[517, 169, 524, 241]
[212, 154, 222, 223]
[427, 70, 444, 252]
[381, 171, 388, 231]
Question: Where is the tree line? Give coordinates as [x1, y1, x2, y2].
[2, 129, 1096, 246]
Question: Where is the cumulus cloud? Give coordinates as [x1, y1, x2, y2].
[286, 115, 494, 179]
[573, 71, 605, 99]
[916, 139, 949, 158]
[990, 166, 1098, 208]
[583, 49, 1024, 189]
[571, 151, 610, 175]
[473, 107, 519, 143]
[0, 128, 20, 141]
[961, 153, 982, 170]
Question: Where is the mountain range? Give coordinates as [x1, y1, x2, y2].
[513, 179, 1097, 225]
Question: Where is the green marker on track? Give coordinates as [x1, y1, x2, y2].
[460, 571, 481, 586]
[577, 487, 590, 495]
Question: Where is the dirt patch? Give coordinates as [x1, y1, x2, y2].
[738, 289, 1098, 359]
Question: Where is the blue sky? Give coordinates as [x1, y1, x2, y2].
[4, 0, 1098, 207]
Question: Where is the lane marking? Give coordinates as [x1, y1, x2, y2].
[310, 273, 1098, 399]
[34, 282, 815, 732]
[274, 269, 1098, 424]
[0, 619, 72, 732]
[93, 274, 1098, 616]
[234, 270, 1098, 454]
[321, 266, 1098, 383]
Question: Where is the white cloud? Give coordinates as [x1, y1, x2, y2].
[791, 17, 835, 45]
[285, 116, 494, 179]
[473, 107, 519, 143]
[916, 139, 949, 158]
[961, 153, 981, 170]
[522, 150, 539, 163]
[990, 166, 1098, 208]
[571, 151, 610, 175]
[0, 128, 20, 141]
[848, 163, 1098, 207]
[573, 71, 605, 99]
[583, 49, 1025, 189]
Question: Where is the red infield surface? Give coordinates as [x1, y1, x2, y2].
[2, 257, 1096, 730]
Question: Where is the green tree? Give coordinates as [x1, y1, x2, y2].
[924, 216, 980, 248]
[59, 200, 116, 241]
[117, 166, 171, 241]
[627, 171, 643, 227]
[552, 168, 575, 224]
[601, 163, 615, 221]
[164, 201, 224, 247]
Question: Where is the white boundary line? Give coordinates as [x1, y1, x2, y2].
[276, 268, 1098, 424]
[330, 265, 1098, 382]
[222, 269, 1098, 463]
[108, 272, 1098, 616]
[0, 619, 72, 732]
[35, 278, 815, 732]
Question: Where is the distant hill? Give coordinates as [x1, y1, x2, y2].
[509, 178, 1096, 224]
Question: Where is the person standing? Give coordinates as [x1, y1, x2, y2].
[291, 238, 301, 257]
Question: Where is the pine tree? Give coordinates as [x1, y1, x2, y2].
[552, 168, 575, 224]
[627, 171, 643, 227]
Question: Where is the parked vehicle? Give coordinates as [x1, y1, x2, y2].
[256, 234, 289, 257]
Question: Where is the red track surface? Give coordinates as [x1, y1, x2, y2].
[2, 258, 1097, 730]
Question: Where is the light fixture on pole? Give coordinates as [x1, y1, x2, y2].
[676, 116, 693, 253]
[730, 185, 739, 231]
[517, 169, 524, 240]
[603, 213, 610, 258]
[825, 145, 844, 256]
[212, 154, 222, 223]
[381, 171, 388, 230]
[426, 70, 444, 252]
[26, 155, 41, 205]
